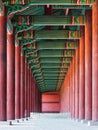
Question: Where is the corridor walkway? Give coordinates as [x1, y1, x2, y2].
[0, 113, 98, 130]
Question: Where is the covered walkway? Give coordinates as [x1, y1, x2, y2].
[0, 0, 98, 129]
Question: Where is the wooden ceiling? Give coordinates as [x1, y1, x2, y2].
[2, 0, 95, 92]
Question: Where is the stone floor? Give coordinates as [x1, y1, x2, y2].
[0, 113, 98, 130]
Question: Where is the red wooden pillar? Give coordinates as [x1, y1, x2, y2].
[20, 50, 25, 118]
[31, 73, 33, 112]
[30, 71, 33, 113]
[29, 70, 31, 114]
[38, 92, 41, 112]
[70, 60, 73, 117]
[7, 31, 15, 120]
[38, 88, 40, 112]
[27, 67, 30, 117]
[33, 83, 35, 112]
[38, 92, 40, 112]
[70, 64, 73, 117]
[92, 0, 98, 121]
[31, 78, 33, 112]
[71, 64, 73, 118]
[40, 93, 42, 112]
[31, 76, 35, 112]
[79, 28, 85, 120]
[68, 71, 70, 113]
[35, 86, 38, 112]
[30, 70, 33, 112]
[25, 65, 30, 117]
[38, 89, 41, 112]
[74, 47, 79, 119]
[35, 85, 38, 112]
[72, 57, 75, 118]
[15, 44, 20, 119]
[68, 69, 71, 113]
[65, 73, 68, 113]
[29, 70, 31, 112]
[25, 59, 28, 118]
[34, 85, 36, 112]
[0, 6, 7, 121]
[85, 10, 92, 120]
[69, 68, 72, 116]
[37, 88, 39, 112]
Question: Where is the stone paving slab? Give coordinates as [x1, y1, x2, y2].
[0, 113, 98, 130]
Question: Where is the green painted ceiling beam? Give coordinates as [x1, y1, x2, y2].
[3, 3, 92, 12]
[27, 54, 74, 58]
[44, 77, 64, 79]
[44, 80, 58, 82]
[40, 57, 72, 63]
[3, 0, 95, 5]
[18, 30, 81, 40]
[43, 74, 59, 77]
[52, 5, 92, 9]
[23, 41, 78, 51]
[33, 70, 66, 76]
[21, 39, 78, 46]
[27, 40, 77, 46]
[40, 63, 70, 66]
[26, 48, 76, 54]
[42, 68, 67, 71]
[40, 66, 69, 69]
[42, 70, 67, 73]
[42, 71, 66, 74]
[44, 78, 65, 80]
[28, 57, 72, 63]
[30, 63, 70, 68]
[38, 50, 75, 57]
[13, 16, 86, 26]
[26, 49, 76, 57]
[37, 72, 65, 76]
[44, 76, 65, 78]
[34, 30, 81, 39]
[43, 73, 65, 76]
